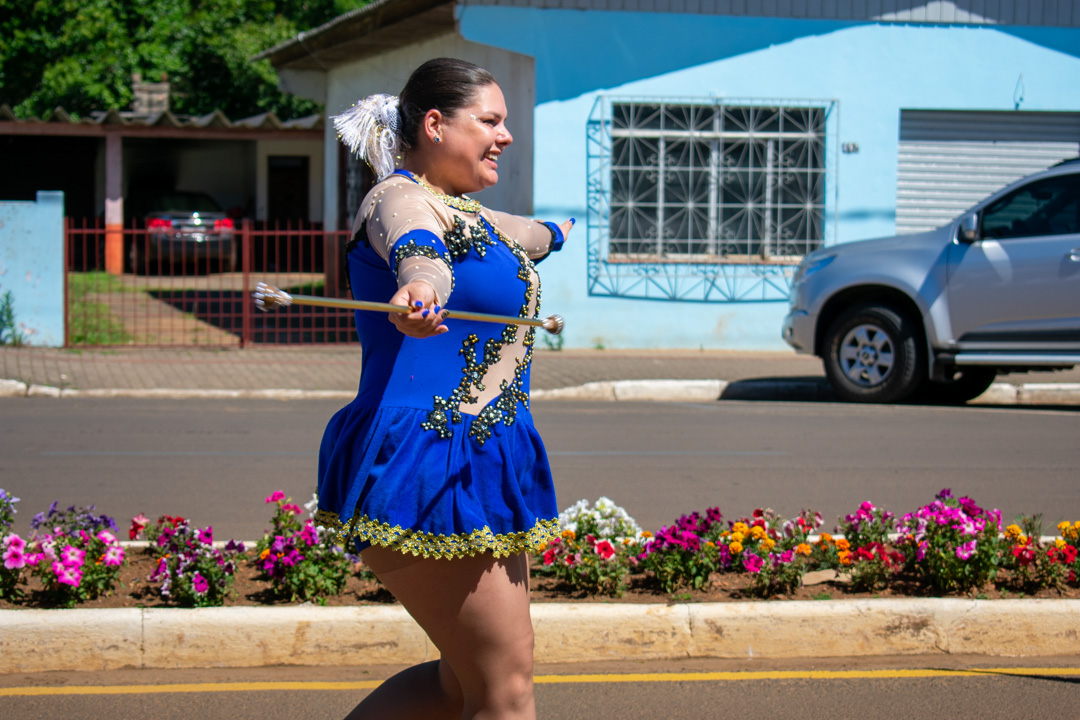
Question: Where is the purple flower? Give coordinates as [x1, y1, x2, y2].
[955, 540, 978, 560]
[196, 527, 214, 545]
[191, 572, 209, 595]
[224, 540, 246, 553]
[742, 554, 764, 573]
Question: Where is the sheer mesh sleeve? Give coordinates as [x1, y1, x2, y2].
[485, 209, 565, 262]
[355, 176, 456, 304]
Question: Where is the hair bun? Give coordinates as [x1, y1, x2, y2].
[332, 94, 402, 179]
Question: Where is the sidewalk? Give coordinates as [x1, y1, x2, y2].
[3, 345, 1080, 403]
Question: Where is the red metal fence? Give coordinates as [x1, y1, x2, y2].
[65, 218, 357, 347]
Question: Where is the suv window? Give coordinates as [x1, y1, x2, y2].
[981, 174, 1080, 240]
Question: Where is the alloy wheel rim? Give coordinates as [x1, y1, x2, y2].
[838, 323, 895, 387]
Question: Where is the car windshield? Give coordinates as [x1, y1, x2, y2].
[149, 193, 222, 214]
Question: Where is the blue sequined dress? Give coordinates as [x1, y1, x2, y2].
[315, 170, 564, 558]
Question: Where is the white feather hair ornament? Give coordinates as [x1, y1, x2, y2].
[332, 94, 402, 179]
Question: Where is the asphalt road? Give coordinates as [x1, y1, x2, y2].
[2, 656, 1078, 719]
[2, 397, 1078, 539]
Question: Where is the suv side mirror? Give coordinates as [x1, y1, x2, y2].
[957, 211, 980, 243]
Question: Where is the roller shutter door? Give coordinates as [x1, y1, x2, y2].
[897, 110, 1080, 234]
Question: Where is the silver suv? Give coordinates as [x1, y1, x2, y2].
[783, 158, 1080, 404]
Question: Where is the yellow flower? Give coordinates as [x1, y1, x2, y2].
[561, 529, 576, 540]
[1056, 538, 1067, 549]
[750, 526, 767, 540]
[705, 541, 716, 548]
[731, 531, 745, 543]
[729, 541, 743, 554]
[762, 538, 776, 551]
[836, 538, 851, 551]
[732, 522, 749, 535]
[795, 543, 812, 556]
[640, 530, 653, 539]
[1058, 521, 1071, 534]
[1018, 535, 1028, 545]
[1005, 524, 1022, 539]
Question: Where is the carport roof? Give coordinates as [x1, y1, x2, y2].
[0, 104, 324, 139]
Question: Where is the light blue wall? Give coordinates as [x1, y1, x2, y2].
[459, 10, 1080, 350]
[0, 191, 65, 346]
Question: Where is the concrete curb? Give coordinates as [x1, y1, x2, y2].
[3, 599, 1078, 673]
[6, 378, 1077, 404]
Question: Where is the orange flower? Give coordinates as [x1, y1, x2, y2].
[640, 530, 653, 539]
[561, 530, 576, 540]
[836, 538, 850, 551]
[729, 541, 744, 555]
[838, 550, 852, 566]
[259, 548, 270, 560]
[819, 533, 834, 545]
[795, 543, 812, 556]
[705, 541, 716, 548]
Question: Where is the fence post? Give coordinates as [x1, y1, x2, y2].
[241, 218, 252, 347]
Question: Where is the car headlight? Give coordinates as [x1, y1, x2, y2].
[793, 253, 836, 286]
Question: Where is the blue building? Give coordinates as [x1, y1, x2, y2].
[260, 0, 1080, 350]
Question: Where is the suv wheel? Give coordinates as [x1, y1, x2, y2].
[917, 367, 997, 405]
[823, 304, 923, 404]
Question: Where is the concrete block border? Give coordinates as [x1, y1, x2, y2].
[2, 599, 1077, 673]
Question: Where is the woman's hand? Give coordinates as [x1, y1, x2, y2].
[558, 218, 575, 243]
[388, 281, 448, 338]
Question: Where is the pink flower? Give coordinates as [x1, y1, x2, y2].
[282, 503, 303, 516]
[196, 527, 214, 545]
[299, 522, 319, 546]
[52, 561, 82, 587]
[266, 491, 286, 504]
[60, 545, 86, 568]
[3, 545, 25, 570]
[103, 546, 125, 567]
[97, 530, 118, 545]
[3, 534, 26, 552]
[191, 572, 210, 595]
[955, 540, 978, 560]
[594, 540, 616, 560]
[742, 554, 764, 573]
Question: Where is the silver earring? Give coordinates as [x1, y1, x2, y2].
[433, 135, 441, 144]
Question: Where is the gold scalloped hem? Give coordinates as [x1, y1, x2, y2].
[315, 509, 560, 559]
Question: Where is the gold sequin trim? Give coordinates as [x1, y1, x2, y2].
[316, 508, 559, 559]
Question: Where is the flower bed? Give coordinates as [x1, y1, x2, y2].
[2, 488, 1079, 609]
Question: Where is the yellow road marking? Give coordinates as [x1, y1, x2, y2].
[3, 667, 1079, 697]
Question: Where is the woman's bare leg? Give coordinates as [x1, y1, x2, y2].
[344, 546, 535, 720]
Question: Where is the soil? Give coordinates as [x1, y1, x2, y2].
[2, 551, 1078, 609]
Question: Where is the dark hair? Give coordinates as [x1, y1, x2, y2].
[398, 58, 498, 151]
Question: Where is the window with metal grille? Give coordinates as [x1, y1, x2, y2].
[608, 102, 826, 262]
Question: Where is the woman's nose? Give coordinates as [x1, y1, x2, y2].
[499, 125, 513, 147]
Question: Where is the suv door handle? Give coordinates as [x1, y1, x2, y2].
[1070, 247, 1080, 262]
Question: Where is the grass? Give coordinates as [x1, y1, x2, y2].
[67, 272, 134, 345]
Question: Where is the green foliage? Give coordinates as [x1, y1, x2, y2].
[0, 1, 369, 119]
[66, 273, 134, 345]
[0, 291, 26, 346]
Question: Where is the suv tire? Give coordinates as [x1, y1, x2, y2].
[823, 304, 923, 404]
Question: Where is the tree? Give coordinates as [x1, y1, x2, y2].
[0, 0, 367, 120]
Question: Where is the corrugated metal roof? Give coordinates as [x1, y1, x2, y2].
[0, 104, 323, 132]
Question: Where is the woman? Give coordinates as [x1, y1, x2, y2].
[317, 58, 572, 719]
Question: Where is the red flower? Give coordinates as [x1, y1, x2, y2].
[129, 513, 149, 540]
[542, 548, 559, 566]
[594, 540, 616, 560]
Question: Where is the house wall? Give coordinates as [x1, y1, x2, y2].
[256, 139, 325, 222]
[457, 8, 1080, 350]
[0, 191, 64, 346]
[322, 32, 535, 230]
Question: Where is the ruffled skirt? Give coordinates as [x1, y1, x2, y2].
[315, 401, 559, 559]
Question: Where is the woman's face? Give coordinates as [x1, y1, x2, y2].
[434, 83, 513, 196]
